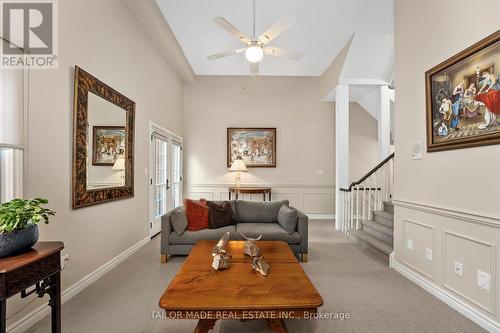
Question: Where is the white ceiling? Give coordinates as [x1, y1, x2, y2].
[155, 0, 394, 76]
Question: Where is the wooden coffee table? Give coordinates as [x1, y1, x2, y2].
[159, 240, 323, 333]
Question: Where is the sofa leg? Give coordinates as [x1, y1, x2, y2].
[301, 254, 308, 263]
[160, 254, 168, 263]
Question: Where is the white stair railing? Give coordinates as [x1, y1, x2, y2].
[339, 153, 394, 234]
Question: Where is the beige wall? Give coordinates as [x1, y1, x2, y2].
[183, 76, 336, 213]
[183, 77, 379, 213]
[349, 102, 378, 182]
[394, 0, 500, 329]
[7, 0, 184, 326]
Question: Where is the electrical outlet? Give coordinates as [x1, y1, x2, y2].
[454, 261, 463, 277]
[425, 248, 433, 261]
[406, 239, 413, 250]
[61, 254, 70, 270]
[477, 270, 491, 290]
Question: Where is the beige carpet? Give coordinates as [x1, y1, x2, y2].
[26, 220, 485, 333]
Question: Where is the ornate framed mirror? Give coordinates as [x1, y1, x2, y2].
[72, 66, 135, 209]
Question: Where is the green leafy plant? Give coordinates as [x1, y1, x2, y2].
[0, 198, 55, 234]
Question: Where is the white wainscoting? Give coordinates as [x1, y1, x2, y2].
[186, 184, 335, 214]
[392, 198, 500, 332]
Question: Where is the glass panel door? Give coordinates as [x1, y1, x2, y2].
[151, 137, 168, 236]
[171, 142, 182, 209]
[149, 124, 183, 237]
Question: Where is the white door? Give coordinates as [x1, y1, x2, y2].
[149, 124, 183, 237]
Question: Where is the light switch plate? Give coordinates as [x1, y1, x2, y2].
[407, 239, 413, 250]
[454, 261, 463, 277]
[477, 270, 491, 290]
[425, 248, 433, 261]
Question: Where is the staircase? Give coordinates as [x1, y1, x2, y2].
[338, 153, 395, 263]
[349, 201, 393, 261]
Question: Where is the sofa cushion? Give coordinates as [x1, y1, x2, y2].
[236, 223, 301, 244]
[236, 200, 289, 223]
[277, 204, 298, 234]
[184, 199, 209, 231]
[169, 225, 236, 245]
[170, 208, 188, 236]
[207, 201, 235, 229]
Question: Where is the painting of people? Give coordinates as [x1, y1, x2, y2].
[92, 126, 126, 165]
[227, 128, 276, 167]
[426, 31, 500, 151]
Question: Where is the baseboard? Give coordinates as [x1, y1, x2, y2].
[307, 213, 335, 220]
[392, 259, 500, 333]
[7, 236, 150, 333]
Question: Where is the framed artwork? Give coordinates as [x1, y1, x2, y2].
[227, 128, 276, 167]
[92, 126, 126, 165]
[426, 30, 500, 152]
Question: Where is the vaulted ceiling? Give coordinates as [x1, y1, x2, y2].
[155, 0, 394, 76]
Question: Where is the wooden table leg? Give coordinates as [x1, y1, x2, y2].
[193, 319, 217, 333]
[0, 299, 5, 333]
[266, 318, 289, 333]
[49, 272, 61, 333]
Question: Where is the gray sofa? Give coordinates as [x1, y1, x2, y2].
[160, 200, 309, 262]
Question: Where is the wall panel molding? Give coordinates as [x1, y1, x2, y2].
[442, 230, 496, 315]
[393, 198, 500, 229]
[402, 218, 436, 280]
[186, 184, 335, 214]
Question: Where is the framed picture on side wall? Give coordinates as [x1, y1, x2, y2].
[227, 128, 276, 167]
[425, 30, 500, 152]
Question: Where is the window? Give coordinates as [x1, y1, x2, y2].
[0, 39, 26, 203]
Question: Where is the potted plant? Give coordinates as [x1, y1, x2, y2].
[0, 198, 55, 257]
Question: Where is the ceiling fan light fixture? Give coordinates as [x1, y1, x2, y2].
[245, 45, 264, 63]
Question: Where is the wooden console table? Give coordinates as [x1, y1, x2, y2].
[228, 187, 272, 201]
[0, 241, 64, 333]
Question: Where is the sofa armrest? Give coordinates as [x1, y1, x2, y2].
[160, 210, 174, 255]
[295, 209, 308, 255]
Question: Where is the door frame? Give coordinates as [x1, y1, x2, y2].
[148, 121, 183, 238]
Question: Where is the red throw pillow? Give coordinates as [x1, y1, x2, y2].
[184, 199, 209, 231]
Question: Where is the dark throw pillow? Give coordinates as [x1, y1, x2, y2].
[207, 201, 235, 229]
[277, 204, 298, 234]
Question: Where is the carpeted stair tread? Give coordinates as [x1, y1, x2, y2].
[361, 219, 393, 237]
[373, 210, 394, 221]
[350, 230, 393, 255]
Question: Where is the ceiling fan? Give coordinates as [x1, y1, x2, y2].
[207, 0, 302, 76]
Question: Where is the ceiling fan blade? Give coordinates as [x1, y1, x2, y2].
[213, 17, 251, 45]
[264, 47, 302, 60]
[250, 62, 259, 76]
[258, 14, 296, 45]
[207, 48, 245, 60]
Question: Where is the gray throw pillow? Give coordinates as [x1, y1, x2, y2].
[277, 204, 298, 234]
[170, 208, 188, 236]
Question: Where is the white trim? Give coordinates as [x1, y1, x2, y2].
[307, 213, 335, 220]
[187, 183, 335, 189]
[7, 237, 150, 333]
[392, 259, 500, 333]
[149, 121, 182, 143]
[338, 78, 390, 85]
[392, 198, 500, 229]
